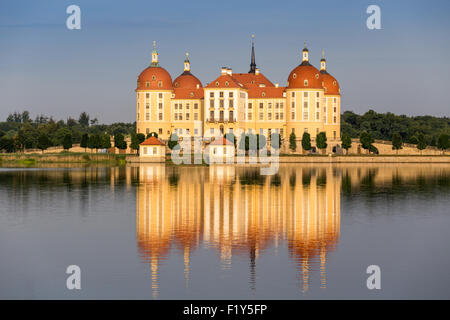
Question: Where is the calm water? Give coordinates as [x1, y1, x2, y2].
[0, 163, 449, 299]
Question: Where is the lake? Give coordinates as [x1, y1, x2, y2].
[0, 163, 449, 299]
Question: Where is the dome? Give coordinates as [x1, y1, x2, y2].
[137, 66, 173, 91]
[173, 71, 202, 89]
[287, 62, 323, 89]
[321, 71, 340, 95]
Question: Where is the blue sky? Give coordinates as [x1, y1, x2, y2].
[0, 0, 449, 123]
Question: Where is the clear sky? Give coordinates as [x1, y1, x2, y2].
[1, 0, 449, 123]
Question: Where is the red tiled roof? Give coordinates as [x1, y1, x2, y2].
[137, 66, 173, 91]
[140, 136, 165, 146]
[205, 74, 244, 89]
[210, 137, 234, 146]
[247, 86, 286, 99]
[321, 72, 340, 95]
[287, 63, 323, 89]
[173, 71, 202, 89]
[173, 88, 204, 99]
[232, 73, 274, 88]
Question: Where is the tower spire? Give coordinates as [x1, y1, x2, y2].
[320, 49, 327, 72]
[151, 40, 160, 67]
[184, 51, 190, 72]
[249, 34, 256, 74]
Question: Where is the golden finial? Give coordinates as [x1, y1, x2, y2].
[153, 40, 156, 49]
[322, 49, 325, 59]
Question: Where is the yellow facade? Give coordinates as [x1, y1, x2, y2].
[136, 42, 341, 151]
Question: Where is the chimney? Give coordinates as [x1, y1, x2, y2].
[221, 67, 227, 75]
[227, 68, 232, 76]
[255, 68, 260, 75]
[275, 83, 279, 88]
[196, 84, 200, 89]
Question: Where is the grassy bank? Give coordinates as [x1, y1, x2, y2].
[0, 152, 127, 165]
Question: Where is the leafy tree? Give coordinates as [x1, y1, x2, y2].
[225, 132, 237, 147]
[430, 136, 437, 147]
[88, 134, 102, 152]
[301, 132, 311, 153]
[316, 132, 327, 153]
[270, 133, 281, 150]
[409, 136, 419, 145]
[78, 112, 90, 127]
[146, 132, 158, 139]
[437, 134, 449, 154]
[289, 132, 297, 151]
[90, 118, 98, 126]
[101, 134, 111, 149]
[37, 133, 52, 153]
[80, 133, 89, 152]
[63, 134, 72, 150]
[67, 117, 78, 127]
[0, 136, 15, 152]
[392, 132, 403, 154]
[137, 133, 146, 144]
[168, 133, 179, 150]
[417, 133, 427, 153]
[238, 134, 249, 152]
[114, 133, 127, 151]
[255, 134, 266, 150]
[360, 131, 374, 154]
[130, 133, 140, 151]
[341, 133, 352, 154]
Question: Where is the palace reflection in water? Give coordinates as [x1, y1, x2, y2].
[136, 165, 341, 297]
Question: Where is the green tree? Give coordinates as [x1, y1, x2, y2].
[238, 134, 249, 152]
[301, 132, 311, 153]
[101, 134, 111, 149]
[37, 133, 51, 153]
[63, 134, 72, 150]
[316, 132, 327, 154]
[78, 112, 90, 127]
[417, 133, 427, 154]
[437, 133, 449, 154]
[146, 132, 158, 139]
[270, 133, 281, 150]
[289, 132, 297, 151]
[341, 133, 352, 154]
[409, 136, 419, 145]
[392, 132, 403, 154]
[87, 134, 102, 152]
[360, 131, 374, 154]
[168, 133, 179, 150]
[80, 133, 89, 152]
[255, 134, 266, 150]
[130, 133, 140, 151]
[0, 136, 15, 152]
[114, 133, 127, 151]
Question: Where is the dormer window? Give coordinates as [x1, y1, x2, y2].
[152, 75, 156, 81]
[158, 81, 162, 88]
[333, 81, 337, 86]
[293, 73, 297, 79]
[215, 81, 219, 86]
[190, 92, 194, 97]
[146, 81, 150, 87]
[174, 82, 178, 87]
[315, 74, 319, 79]
[304, 80, 308, 86]
[262, 92, 266, 97]
[225, 81, 229, 86]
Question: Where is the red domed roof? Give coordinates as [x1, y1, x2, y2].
[321, 71, 340, 95]
[287, 62, 323, 89]
[137, 66, 173, 91]
[173, 71, 202, 89]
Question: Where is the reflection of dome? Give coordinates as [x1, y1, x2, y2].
[287, 62, 323, 89]
[321, 71, 340, 95]
[137, 66, 173, 90]
[173, 71, 202, 89]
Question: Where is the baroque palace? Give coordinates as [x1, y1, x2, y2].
[136, 37, 341, 150]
